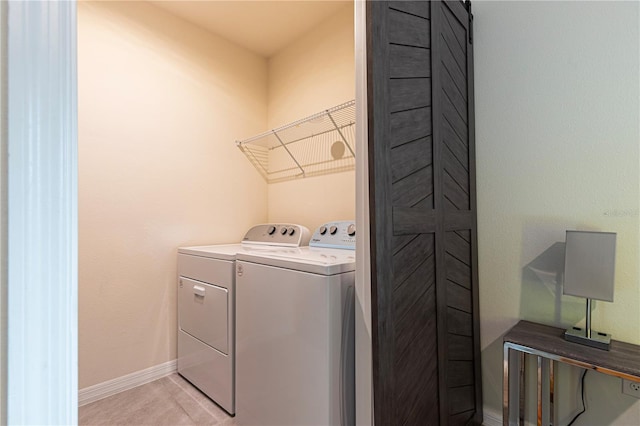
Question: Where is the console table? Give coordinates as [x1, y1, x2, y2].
[503, 320, 640, 425]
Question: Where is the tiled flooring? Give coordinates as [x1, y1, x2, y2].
[79, 374, 236, 425]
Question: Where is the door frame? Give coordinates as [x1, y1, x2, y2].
[5, 1, 78, 424]
[354, 0, 373, 424]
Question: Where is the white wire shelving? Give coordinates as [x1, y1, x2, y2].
[236, 100, 356, 184]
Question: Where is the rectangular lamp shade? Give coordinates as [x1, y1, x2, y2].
[563, 231, 616, 302]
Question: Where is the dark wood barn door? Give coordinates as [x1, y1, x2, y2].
[367, 1, 482, 424]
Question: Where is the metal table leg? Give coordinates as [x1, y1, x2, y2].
[536, 357, 555, 426]
[503, 344, 510, 426]
[519, 352, 525, 425]
[537, 356, 542, 426]
[504, 344, 527, 426]
[550, 359, 555, 426]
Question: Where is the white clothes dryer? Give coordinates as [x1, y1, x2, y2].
[177, 224, 310, 415]
[235, 221, 356, 426]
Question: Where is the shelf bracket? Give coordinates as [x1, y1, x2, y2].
[273, 130, 305, 177]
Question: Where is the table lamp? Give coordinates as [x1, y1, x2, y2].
[563, 230, 616, 350]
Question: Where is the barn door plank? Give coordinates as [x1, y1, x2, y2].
[368, 1, 481, 424]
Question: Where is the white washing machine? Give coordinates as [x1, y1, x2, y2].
[235, 221, 356, 426]
[177, 224, 310, 415]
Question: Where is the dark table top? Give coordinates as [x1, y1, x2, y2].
[504, 320, 640, 379]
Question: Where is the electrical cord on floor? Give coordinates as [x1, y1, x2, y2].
[566, 369, 588, 426]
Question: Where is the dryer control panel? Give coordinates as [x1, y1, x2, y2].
[242, 223, 310, 247]
[310, 221, 356, 250]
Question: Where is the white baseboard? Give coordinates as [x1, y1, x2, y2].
[483, 407, 502, 426]
[79, 359, 177, 406]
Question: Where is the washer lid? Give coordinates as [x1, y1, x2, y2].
[236, 247, 356, 275]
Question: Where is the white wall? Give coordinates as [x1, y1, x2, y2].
[78, 1, 268, 388]
[266, 4, 355, 232]
[474, 1, 640, 424]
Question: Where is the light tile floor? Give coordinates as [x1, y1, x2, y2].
[79, 374, 236, 426]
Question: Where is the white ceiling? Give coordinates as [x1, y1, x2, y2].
[149, 0, 351, 58]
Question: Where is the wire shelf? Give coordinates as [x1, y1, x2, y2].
[236, 100, 356, 184]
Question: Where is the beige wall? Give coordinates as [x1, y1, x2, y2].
[78, 1, 268, 388]
[266, 4, 355, 232]
[474, 1, 639, 424]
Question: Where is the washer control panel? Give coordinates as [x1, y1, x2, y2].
[310, 221, 356, 250]
[242, 223, 310, 247]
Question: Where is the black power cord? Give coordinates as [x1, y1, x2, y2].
[566, 369, 588, 426]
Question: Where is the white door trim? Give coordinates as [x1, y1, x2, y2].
[0, 1, 7, 423]
[354, 0, 373, 424]
[6, 1, 78, 424]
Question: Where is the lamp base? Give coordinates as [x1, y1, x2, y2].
[564, 326, 611, 351]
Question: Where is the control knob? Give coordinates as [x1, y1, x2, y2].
[347, 224, 356, 237]
[268, 226, 276, 235]
[329, 225, 338, 235]
[280, 227, 288, 235]
[288, 228, 296, 236]
[319, 226, 327, 235]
